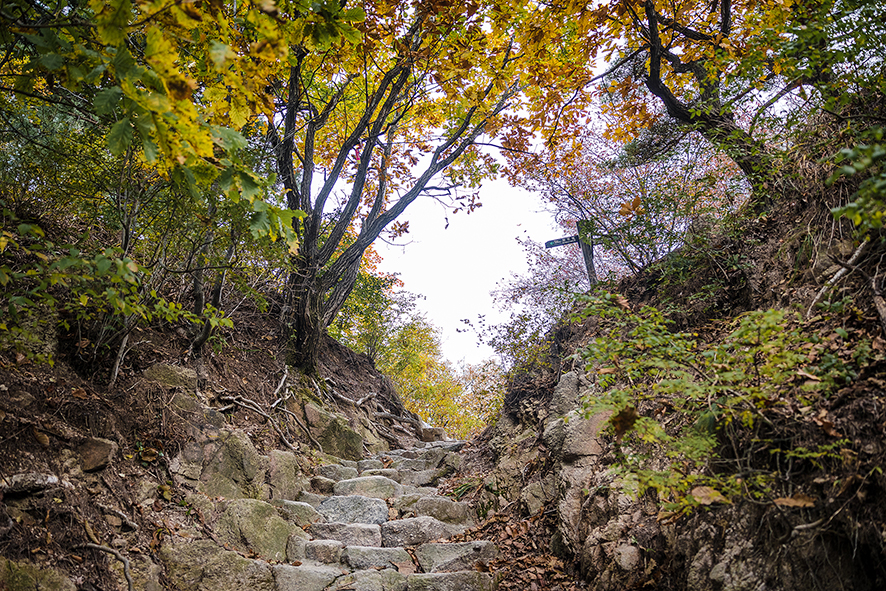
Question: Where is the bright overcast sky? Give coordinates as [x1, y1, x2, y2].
[376, 176, 560, 365]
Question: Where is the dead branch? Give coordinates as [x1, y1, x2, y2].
[96, 503, 138, 531]
[374, 411, 421, 428]
[807, 239, 869, 319]
[356, 392, 377, 406]
[219, 394, 297, 451]
[76, 544, 133, 591]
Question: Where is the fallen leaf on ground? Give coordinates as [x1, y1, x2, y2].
[773, 493, 816, 508]
[691, 486, 729, 505]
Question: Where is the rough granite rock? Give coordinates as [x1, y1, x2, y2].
[341, 546, 413, 570]
[318, 495, 389, 524]
[302, 403, 363, 461]
[406, 571, 494, 591]
[358, 459, 385, 472]
[268, 449, 311, 500]
[273, 499, 325, 527]
[334, 569, 408, 591]
[215, 498, 299, 562]
[310, 522, 383, 547]
[297, 490, 327, 507]
[415, 541, 497, 573]
[78, 437, 117, 472]
[272, 563, 343, 591]
[0, 557, 76, 591]
[304, 539, 344, 563]
[334, 476, 403, 499]
[560, 410, 607, 459]
[111, 555, 162, 591]
[397, 468, 439, 487]
[380, 516, 465, 547]
[144, 363, 199, 391]
[311, 475, 337, 494]
[169, 430, 269, 499]
[412, 496, 474, 526]
[316, 463, 359, 482]
[360, 468, 401, 481]
[159, 540, 275, 591]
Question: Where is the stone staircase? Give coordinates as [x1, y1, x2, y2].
[159, 438, 497, 591]
[275, 440, 495, 590]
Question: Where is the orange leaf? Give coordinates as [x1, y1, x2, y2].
[773, 493, 815, 508]
[611, 406, 639, 440]
[33, 427, 50, 447]
[690, 486, 729, 505]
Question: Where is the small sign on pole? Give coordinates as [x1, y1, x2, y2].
[544, 220, 597, 286]
[544, 235, 579, 249]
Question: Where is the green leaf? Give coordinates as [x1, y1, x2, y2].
[339, 7, 366, 21]
[107, 118, 133, 155]
[211, 126, 247, 152]
[94, 87, 123, 115]
[142, 137, 160, 162]
[39, 53, 65, 71]
[111, 46, 136, 77]
[338, 22, 362, 45]
[238, 171, 263, 201]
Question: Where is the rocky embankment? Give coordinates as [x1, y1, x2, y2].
[1, 383, 498, 591]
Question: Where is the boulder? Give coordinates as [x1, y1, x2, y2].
[549, 371, 581, 417]
[318, 495, 389, 524]
[169, 430, 269, 499]
[311, 475, 337, 494]
[159, 540, 274, 591]
[397, 469, 439, 487]
[111, 555, 162, 591]
[215, 499, 299, 562]
[268, 449, 311, 500]
[560, 410, 607, 460]
[297, 491, 327, 507]
[303, 403, 363, 461]
[334, 476, 402, 499]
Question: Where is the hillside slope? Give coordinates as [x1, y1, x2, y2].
[449, 131, 886, 589]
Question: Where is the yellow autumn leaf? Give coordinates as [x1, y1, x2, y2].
[691, 486, 729, 505]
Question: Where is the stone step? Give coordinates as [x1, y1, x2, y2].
[381, 516, 466, 548]
[276, 566, 493, 591]
[407, 571, 494, 591]
[309, 522, 382, 547]
[334, 475, 403, 499]
[415, 541, 497, 573]
[318, 494, 388, 524]
[315, 463, 359, 481]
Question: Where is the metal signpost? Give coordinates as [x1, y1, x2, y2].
[545, 220, 597, 286]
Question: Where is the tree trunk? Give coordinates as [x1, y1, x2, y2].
[286, 270, 325, 374]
